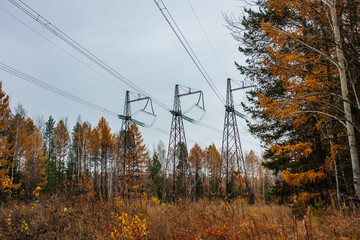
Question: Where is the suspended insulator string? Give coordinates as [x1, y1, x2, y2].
[153, 0, 225, 105]
[8, 0, 171, 112]
[186, 0, 229, 77]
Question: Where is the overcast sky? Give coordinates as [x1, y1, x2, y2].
[0, 0, 262, 155]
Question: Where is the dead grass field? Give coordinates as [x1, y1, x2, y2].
[1, 195, 359, 239]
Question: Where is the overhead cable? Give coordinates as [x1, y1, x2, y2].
[6, 0, 225, 136]
[0, 63, 180, 138]
[0, 5, 126, 91]
[186, 0, 229, 77]
[0, 63, 118, 117]
[8, 0, 171, 112]
[152, 0, 226, 105]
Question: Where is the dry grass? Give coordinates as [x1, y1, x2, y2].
[0, 195, 359, 239]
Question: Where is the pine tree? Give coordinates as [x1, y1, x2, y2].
[44, 116, 56, 192]
[175, 142, 189, 198]
[148, 153, 162, 199]
[66, 122, 80, 191]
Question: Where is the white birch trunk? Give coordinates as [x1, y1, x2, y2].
[327, 0, 360, 198]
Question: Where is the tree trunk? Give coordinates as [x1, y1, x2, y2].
[328, 0, 360, 198]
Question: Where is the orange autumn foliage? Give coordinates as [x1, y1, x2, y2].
[22, 120, 47, 196]
[323, 143, 347, 172]
[283, 168, 326, 187]
[205, 144, 221, 179]
[256, 0, 348, 191]
[293, 192, 321, 206]
[189, 143, 205, 176]
[258, 1, 339, 126]
[270, 142, 313, 161]
[0, 82, 20, 193]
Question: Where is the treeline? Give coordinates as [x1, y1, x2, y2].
[226, 0, 360, 206]
[0, 83, 272, 202]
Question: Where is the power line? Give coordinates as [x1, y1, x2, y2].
[148, 126, 207, 146]
[0, 62, 118, 117]
[0, 62, 179, 139]
[152, 0, 226, 105]
[186, 0, 229, 77]
[0, 5, 126, 92]
[8, 0, 171, 112]
[6, 0, 226, 136]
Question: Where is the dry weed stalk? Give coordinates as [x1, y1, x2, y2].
[0, 196, 359, 239]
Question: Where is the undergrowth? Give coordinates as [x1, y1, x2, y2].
[0, 195, 359, 239]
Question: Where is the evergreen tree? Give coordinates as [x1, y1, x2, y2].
[175, 142, 189, 198]
[44, 116, 56, 192]
[148, 153, 162, 199]
[226, 0, 358, 204]
[67, 122, 80, 184]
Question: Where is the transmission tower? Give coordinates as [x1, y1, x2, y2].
[166, 84, 204, 201]
[118, 90, 155, 196]
[221, 78, 254, 199]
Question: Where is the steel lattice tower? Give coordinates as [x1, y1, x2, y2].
[120, 91, 132, 178]
[119, 91, 132, 197]
[221, 78, 249, 197]
[119, 91, 154, 197]
[167, 84, 188, 201]
[121, 91, 132, 135]
[163, 85, 205, 201]
[120, 90, 155, 161]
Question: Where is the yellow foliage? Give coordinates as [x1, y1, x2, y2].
[0, 164, 20, 193]
[149, 196, 160, 206]
[232, 197, 248, 206]
[20, 221, 29, 234]
[111, 212, 148, 240]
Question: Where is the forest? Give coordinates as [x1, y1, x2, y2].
[2, 0, 360, 239]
